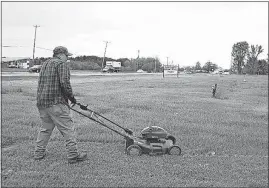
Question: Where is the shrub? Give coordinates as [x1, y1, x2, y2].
[69, 61, 101, 70]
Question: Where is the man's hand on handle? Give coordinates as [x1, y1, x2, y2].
[70, 96, 77, 105]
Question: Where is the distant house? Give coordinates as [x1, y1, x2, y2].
[1, 57, 31, 69]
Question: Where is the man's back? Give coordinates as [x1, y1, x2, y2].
[37, 57, 67, 108]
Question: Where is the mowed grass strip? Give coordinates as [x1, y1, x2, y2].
[1, 73, 268, 187]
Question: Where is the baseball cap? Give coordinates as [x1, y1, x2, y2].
[53, 46, 73, 56]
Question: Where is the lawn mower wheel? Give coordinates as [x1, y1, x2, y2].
[126, 145, 142, 156]
[168, 145, 182, 155]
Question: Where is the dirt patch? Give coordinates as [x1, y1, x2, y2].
[254, 106, 268, 114]
[77, 138, 124, 144]
[253, 106, 268, 120]
[2, 136, 30, 148]
[1, 136, 17, 148]
[1, 87, 23, 94]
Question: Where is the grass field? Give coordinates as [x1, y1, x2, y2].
[1, 72, 268, 187]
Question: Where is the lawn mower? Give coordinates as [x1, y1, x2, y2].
[70, 103, 182, 156]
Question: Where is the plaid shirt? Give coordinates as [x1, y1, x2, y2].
[37, 57, 73, 108]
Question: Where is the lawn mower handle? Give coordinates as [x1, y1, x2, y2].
[71, 102, 133, 135]
[69, 104, 131, 139]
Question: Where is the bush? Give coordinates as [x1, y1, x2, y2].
[69, 61, 101, 70]
[121, 66, 133, 72]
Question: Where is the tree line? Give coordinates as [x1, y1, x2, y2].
[35, 55, 218, 73]
[33, 41, 268, 74]
[69, 56, 163, 72]
[35, 56, 163, 72]
[180, 61, 220, 73]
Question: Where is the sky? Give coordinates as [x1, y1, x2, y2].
[1, 2, 268, 69]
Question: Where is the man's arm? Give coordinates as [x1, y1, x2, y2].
[57, 62, 75, 102]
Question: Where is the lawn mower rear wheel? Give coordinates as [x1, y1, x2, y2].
[168, 145, 181, 155]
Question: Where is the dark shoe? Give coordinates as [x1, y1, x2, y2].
[34, 151, 46, 160]
[68, 152, 87, 164]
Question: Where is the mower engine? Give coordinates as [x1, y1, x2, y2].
[125, 126, 181, 156]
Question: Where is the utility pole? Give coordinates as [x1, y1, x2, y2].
[163, 63, 165, 78]
[166, 57, 169, 66]
[154, 58, 157, 73]
[33, 25, 40, 62]
[177, 64, 179, 78]
[136, 50, 140, 71]
[102, 41, 110, 70]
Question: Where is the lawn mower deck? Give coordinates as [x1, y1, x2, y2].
[125, 126, 181, 156]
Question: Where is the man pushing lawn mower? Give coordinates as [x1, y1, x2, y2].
[34, 46, 87, 164]
[34, 46, 181, 162]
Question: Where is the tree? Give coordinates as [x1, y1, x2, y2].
[178, 67, 185, 72]
[184, 66, 194, 72]
[152, 57, 162, 72]
[256, 59, 268, 75]
[132, 57, 161, 72]
[130, 59, 138, 71]
[231, 41, 249, 74]
[142, 63, 153, 73]
[245, 45, 264, 74]
[122, 60, 131, 67]
[202, 61, 218, 72]
[136, 58, 143, 70]
[141, 57, 155, 72]
[195, 61, 201, 70]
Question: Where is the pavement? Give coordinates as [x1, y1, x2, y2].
[1, 71, 160, 77]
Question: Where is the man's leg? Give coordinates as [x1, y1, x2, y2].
[35, 107, 55, 160]
[49, 103, 87, 163]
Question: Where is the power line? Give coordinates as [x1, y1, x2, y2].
[2, 45, 82, 57]
[36, 46, 53, 51]
[2, 45, 29, 48]
[3, 45, 52, 51]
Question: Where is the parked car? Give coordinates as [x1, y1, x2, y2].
[102, 65, 115, 73]
[8, 64, 18, 68]
[137, 69, 145, 73]
[211, 69, 225, 74]
[29, 65, 42, 73]
[223, 71, 230, 75]
[184, 71, 194, 74]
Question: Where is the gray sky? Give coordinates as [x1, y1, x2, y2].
[2, 2, 268, 69]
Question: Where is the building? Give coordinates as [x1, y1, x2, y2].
[105, 61, 122, 72]
[1, 57, 31, 69]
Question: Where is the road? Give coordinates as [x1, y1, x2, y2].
[1, 71, 163, 77]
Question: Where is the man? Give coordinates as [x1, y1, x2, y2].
[34, 46, 87, 164]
